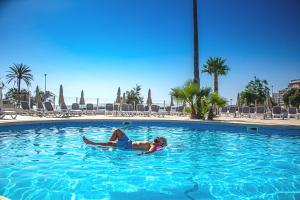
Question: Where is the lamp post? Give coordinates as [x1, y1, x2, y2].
[0, 81, 4, 109]
[230, 98, 232, 106]
[271, 85, 274, 94]
[44, 74, 47, 93]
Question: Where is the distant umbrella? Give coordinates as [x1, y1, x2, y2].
[79, 90, 85, 105]
[236, 93, 240, 107]
[267, 95, 272, 111]
[59, 85, 66, 108]
[116, 87, 121, 103]
[170, 95, 174, 106]
[122, 92, 126, 104]
[35, 86, 43, 109]
[146, 89, 152, 106]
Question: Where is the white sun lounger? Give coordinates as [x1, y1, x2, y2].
[255, 106, 267, 119]
[86, 103, 95, 115]
[288, 107, 298, 119]
[20, 101, 38, 116]
[44, 102, 68, 117]
[105, 103, 113, 116]
[220, 107, 228, 116]
[0, 107, 17, 119]
[272, 106, 284, 119]
[241, 106, 250, 118]
[228, 106, 237, 117]
[70, 103, 83, 116]
[136, 104, 145, 116]
[121, 103, 129, 116]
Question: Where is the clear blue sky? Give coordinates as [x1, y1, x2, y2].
[0, 0, 300, 104]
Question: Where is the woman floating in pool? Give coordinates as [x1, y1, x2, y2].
[82, 128, 167, 155]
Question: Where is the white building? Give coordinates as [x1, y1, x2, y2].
[272, 79, 299, 106]
[288, 79, 300, 89]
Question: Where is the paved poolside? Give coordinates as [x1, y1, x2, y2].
[0, 115, 299, 128]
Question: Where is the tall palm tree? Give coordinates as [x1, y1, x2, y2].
[202, 57, 229, 94]
[193, 0, 201, 119]
[6, 64, 33, 106]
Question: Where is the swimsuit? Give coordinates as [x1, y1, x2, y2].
[117, 135, 132, 149]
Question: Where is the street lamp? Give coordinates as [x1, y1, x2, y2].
[0, 81, 4, 108]
[230, 98, 232, 106]
[271, 85, 274, 94]
[44, 74, 47, 92]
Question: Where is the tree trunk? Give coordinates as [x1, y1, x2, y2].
[193, 0, 199, 85]
[193, 0, 202, 119]
[214, 74, 218, 94]
[190, 104, 197, 119]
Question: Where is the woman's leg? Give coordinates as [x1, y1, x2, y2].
[109, 129, 127, 141]
[83, 136, 116, 146]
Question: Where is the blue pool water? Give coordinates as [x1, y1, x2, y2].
[0, 121, 300, 200]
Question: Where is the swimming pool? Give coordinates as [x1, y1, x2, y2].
[0, 121, 300, 199]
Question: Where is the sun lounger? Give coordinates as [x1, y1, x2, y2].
[165, 106, 171, 115]
[136, 104, 145, 116]
[241, 106, 250, 118]
[176, 106, 184, 116]
[44, 102, 67, 117]
[157, 106, 167, 117]
[128, 104, 135, 116]
[220, 107, 228, 116]
[70, 103, 83, 116]
[113, 104, 120, 116]
[151, 105, 160, 116]
[144, 105, 151, 116]
[86, 103, 95, 115]
[20, 101, 37, 116]
[249, 107, 256, 118]
[228, 106, 237, 117]
[59, 103, 70, 117]
[272, 106, 284, 119]
[288, 107, 298, 118]
[121, 103, 129, 116]
[0, 107, 17, 119]
[105, 104, 114, 116]
[256, 106, 267, 119]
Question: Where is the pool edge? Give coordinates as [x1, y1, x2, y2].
[0, 118, 300, 129]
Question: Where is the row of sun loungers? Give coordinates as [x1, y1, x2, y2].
[13, 101, 185, 118]
[220, 106, 300, 119]
[104, 104, 184, 117]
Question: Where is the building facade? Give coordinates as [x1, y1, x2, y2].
[272, 79, 299, 107]
[288, 79, 300, 89]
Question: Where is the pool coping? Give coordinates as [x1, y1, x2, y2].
[0, 118, 300, 129]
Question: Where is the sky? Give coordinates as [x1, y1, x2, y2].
[0, 0, 300, 105]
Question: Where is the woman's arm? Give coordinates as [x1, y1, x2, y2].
[137, 145, 156, 156]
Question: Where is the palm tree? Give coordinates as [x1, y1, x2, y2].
[171, 80, 200, 119]
[6, 64, 33, 106]
[202, 57, 229, 94]
[193, 0, 201, 119]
